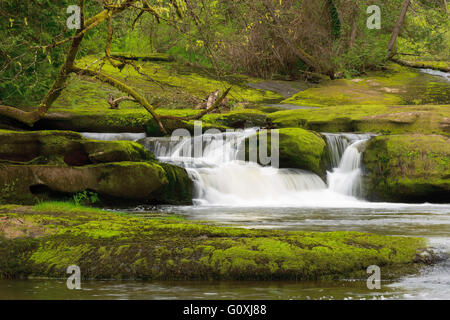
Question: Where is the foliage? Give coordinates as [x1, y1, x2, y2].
[0, 0, 104, 106]
[73, 191, 100, 206]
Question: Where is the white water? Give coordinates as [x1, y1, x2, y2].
[80, 132, 147, 141]
[325, 134, 374, 198]
[141, 130, 373, 206]
[420, 68, 450, 81]
[78, 130, 450, 299]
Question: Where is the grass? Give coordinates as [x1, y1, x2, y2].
[32, 201, 107, 214]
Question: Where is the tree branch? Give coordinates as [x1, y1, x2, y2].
[71, 66, 167, 134]
[160, 87, 232, 121]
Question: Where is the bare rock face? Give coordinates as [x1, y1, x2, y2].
[0, 130, 192, 205]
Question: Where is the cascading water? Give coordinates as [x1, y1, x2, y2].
[140, 130, 374, 206]
[323, 133, 374, 198]
[420, 68, 450, 81]
[72, 130, 450, 299]
[80, 132, 147, 141]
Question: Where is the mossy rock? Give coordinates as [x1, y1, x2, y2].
[268, 105, 450, 135]
[202, 110, 268, 129]
[244, 128, 328, 176]
[0, 130, 153, 166]
[37, 110, 154, 133]
[362, 134, 450, 203]
[282, 63, 450, 107]
[82, 140, 154, 163]
[0, 162, 192, 205]
[0, 204, 431, 281]
[0, 130, 192, 205]
[145, 117, 229, 137]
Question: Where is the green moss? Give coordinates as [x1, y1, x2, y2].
[0, 130, 153, 166]
[362, 134, 450, 202]
[282, 63, 449, 107]
[202, 110, 268, 129]
[268, 104, 450, 135]
[0, 204, 429, 280]
[33, 201, 107, 214]
[68, 56, 283, 108]
[245, 128, 328, 176]
[81, 140, 154, 163]
[155, 163, 193, 205]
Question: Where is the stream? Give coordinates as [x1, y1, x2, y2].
[1, 129, 449, 300]
[3, 68, 450, 299]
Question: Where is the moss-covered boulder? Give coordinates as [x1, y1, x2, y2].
[0, 204, 431, 281]
[82, 140, 152, 164]
[0, 130, 153, 166]
[0, 162, 192, 205]
[244, 128, 328, 176]
[268, 105, 450, 135]
[362, 134, 450, 203]
[0, 130, 192, 205]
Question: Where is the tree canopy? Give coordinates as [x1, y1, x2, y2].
[0, 0, 448, 133]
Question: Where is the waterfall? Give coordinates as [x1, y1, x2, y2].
[80, 132, 147, 141]
[140, 130, 375, 206]
[420, 68, 450, 81]
[323, 133, 373, 198]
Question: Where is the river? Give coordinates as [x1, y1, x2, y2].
[1, 126, 449, 300]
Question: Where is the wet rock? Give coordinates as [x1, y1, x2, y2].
[244, 128, 328, 176]
[0, 130, 192, 205]
[362, 134, 450, 203]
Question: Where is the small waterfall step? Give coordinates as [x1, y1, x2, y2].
[322, 133, 376, 198]
[139, 130, 376, 206]
[80, 132, 147, 141]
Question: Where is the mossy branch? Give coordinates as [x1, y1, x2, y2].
[160, 87, 232, 121]
[71, 66, 167, 134]
[391, 57, 450, 73]
[0, 3, 132, 127]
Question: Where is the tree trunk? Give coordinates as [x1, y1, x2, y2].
[0, 5, 127, 127]
[387, 0, 411, 58]
[349, 5, 359, 48]
[261, 0, 330, 77]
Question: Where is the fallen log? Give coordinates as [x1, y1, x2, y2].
[110, 53, 175, 62]
[391, 58, 450, 73]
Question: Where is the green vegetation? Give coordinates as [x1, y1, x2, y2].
[245, 128, 328, 176]
[0, 0, 448, 288]
[0, 130, 192, 205]
[362, 134, 450, 202]
[268, 104, 450, 135]
[33, 201, 106, 214]
[282, 64, 449, 107]
[0, 203, 429, 280]
[72, 56, 283, 107]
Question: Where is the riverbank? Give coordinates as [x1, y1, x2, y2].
[0, 202, 432, 281]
